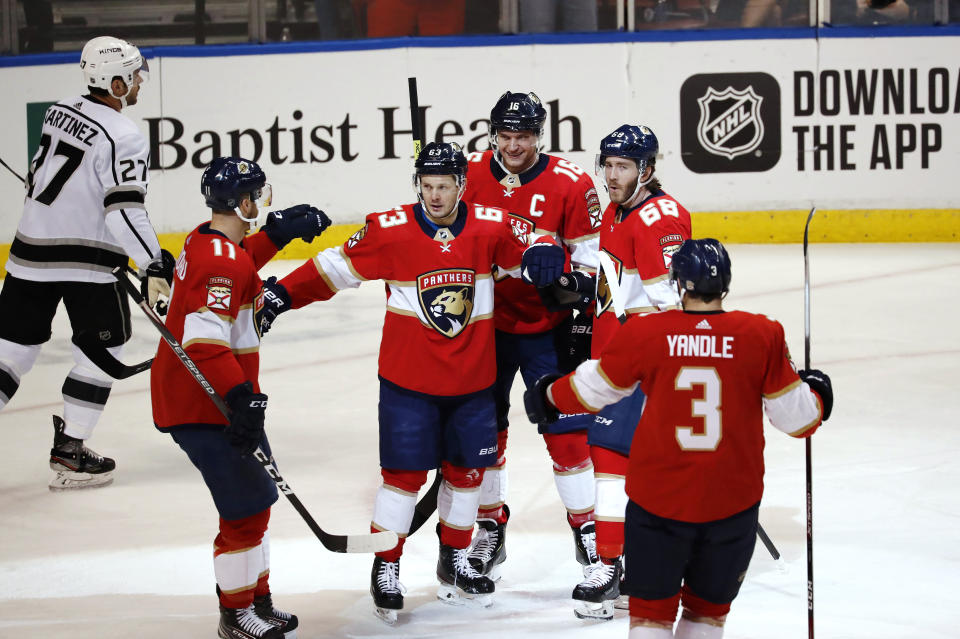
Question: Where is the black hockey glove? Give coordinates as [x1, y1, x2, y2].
[799, 369, 833, 421]
[263, 204, 332, 249]
[256, 277, 292, 337]
[537, 271, 595, 313]
[520, 243, 565, 287]
[553, 310, 593, 374]
[224, 381, 268, 456]
[523, 373, 563, 427]
[140, 248, 175, 316]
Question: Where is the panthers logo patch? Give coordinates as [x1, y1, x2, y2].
[206, 277, 233, 312]
[507, 214, 533, 244]
[418, 269, 476, 338]
[347, 222, 368, 249]
[596, 252, 622, 317]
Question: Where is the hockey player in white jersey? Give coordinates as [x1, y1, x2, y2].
[0, 36, 170, 491]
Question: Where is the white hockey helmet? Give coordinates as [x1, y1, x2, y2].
[80, 36, 148, 94]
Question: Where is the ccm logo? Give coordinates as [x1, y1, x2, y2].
[594, 416, 613, 426]
[249, 400, 268, 408]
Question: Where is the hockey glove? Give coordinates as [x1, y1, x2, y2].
[140, 249, 175, 316]
[263, 204, 332, 249]
[799, 369, 833, 421]
[553, 310, 593, 374]
[256, 276, 291, 337]
[523, 373, 563, 427]
[521, 243, 566, 287]
[537, 271, 595, 312]
[224, 381, 268, 456]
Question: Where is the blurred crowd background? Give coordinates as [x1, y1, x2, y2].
[4, 0, 958, 55]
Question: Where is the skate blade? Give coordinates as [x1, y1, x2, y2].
[613, 594, 629, 610]
[436, 584, 494, 608]
[49, 471, 114, 492]
[487, 562, 504, 583]
[374, 607, 398, 625]
[573, 599, 615, 620]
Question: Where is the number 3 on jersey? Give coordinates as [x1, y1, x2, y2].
[675, 367, 721, 451]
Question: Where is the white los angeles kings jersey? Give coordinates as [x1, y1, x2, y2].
[6, 95, 161, 283]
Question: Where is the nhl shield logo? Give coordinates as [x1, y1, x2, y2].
[595, 253, 622, 318]
[696, 86, 764, 160]
[418, 269, 476, 338]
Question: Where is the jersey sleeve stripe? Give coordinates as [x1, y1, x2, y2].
[570, 359, 636, 412]
[763, 378, 802, 399]
[183, 310, 232, 347]
[104, 190, 145, 211]
[116, 209, 155, 257]
[183, 337, 231, 350]
[763, 383, 822, 436]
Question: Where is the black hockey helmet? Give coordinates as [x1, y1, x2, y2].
[490, 91, 547, 136]
[200, 157, 268, 210]
[597, 124, 659, 174]
[414, 142, 468, 179]
[670, 238, 732, 297]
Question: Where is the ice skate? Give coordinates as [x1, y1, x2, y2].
[468, 504, 509, 581]
[218, 603, 284, 639]
[48, 415, 115, 491]
[254, 593, 298, 638]
[371, 557, 404, 624]
[437, 526, 495, 607]
[572, 557, 622, 620]
[572, 520, 598, 576]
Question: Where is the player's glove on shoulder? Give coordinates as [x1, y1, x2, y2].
[523, 373, 563, 427]
[256, 276, 291, 336]
[799, 369, 833, 421]
[263, 204, 332, 249]
[224, 381, 268, 456]
[140, 248, 175, 316]
[521, 243, 565, 287]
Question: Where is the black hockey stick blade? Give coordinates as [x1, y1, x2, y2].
[73, 331, 153, 379]
[111, 266, 398, 554]
[757, 523, 781, 561]
[408, 469, 442, 535]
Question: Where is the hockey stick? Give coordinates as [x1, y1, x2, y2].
[402, 75, 443, 536]
[73, 331, 153, 379]
[111, 266, 398, 554]
[0, 155, 25, 184]
[803, 206, 816, 638]
[601, 250, 783, 560]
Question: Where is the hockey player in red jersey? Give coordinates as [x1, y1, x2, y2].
[461, 91, 601, 582]
[525, 238, 834, 638]
[151, 157, 330, 639]
[255, 142, 566, 623]
[547, 124, 693, 619]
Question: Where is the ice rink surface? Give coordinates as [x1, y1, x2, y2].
[1, 243, 958, 639]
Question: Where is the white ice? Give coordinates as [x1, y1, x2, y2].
[1, 243, 959, 639]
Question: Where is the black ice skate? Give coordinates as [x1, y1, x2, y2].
[572, 520, 598, 576]
[437, 526, 495, 607]
[48, 415, 115, 491]
[370, 557, 405, 625]
[467, 504, 509, 581]
[218, 603, 284, 639]
[254, 593, 298, 638]
[572, 557, 622, 620]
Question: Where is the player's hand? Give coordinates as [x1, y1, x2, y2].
[140, 248, 175, 316]
[263, 204, 332, 249]
[523, 373, 563, 426]
[537, 271, 595, 312]
[224, 381, 268, 456]
[256, 277, 291, 336]
[521, 243, 565, 287]
[799, 369, 833, 421]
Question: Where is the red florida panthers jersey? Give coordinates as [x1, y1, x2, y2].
[280, 202, 541, 397]
[464, 150, 600, 334]
[594, 191, 692, 356]
[550, 310, 823, 523]
[151, 224, 278, 430]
